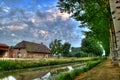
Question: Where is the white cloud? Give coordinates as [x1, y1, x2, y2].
[39, 30, 48, 36]
[11, 33, 16, 37]
[7, 24, 28, 30]
[3, 7, 10, 13]
[46, 9, 53, 13]
[0, 27, 4, 30]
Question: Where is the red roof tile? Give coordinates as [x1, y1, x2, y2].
[0, 44, 9, 47]
[0, 44, 9, 50]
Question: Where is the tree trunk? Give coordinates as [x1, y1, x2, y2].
[109, 21, 118, 65]
[109, 0, 120, 66]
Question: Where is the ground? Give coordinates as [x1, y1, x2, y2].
[75, 59, 120, 80]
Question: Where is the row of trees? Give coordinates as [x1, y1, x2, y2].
[57, 0, 110, 56]
[57, 0, 120, 65]
[49, 38, 103, 57]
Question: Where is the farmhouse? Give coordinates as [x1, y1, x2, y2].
[12, 40, 51, 58]
[0, 44, 9, 58]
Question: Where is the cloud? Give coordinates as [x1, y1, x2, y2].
[0, 27, 4, 31]
[6, 24, 28, 30]
[11, 33, 16, 37]
[46, 9, 53, 13]
[0, 1, 83, 47]
[39, 30, 48, 36]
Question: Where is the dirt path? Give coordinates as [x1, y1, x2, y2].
[75, 59, 120, 80]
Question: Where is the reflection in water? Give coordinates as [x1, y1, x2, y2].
[0, 64, 85, 80]
[67, 66, 73, 71]
[1, 76, 16, 80]
[41, 72, 51, 80]
[34, 72, 51, 80]
[33, 78, 41, 80]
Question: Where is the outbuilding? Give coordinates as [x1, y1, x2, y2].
[0, 44, 9, 58]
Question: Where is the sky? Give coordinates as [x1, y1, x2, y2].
[0, 0, 86, 47]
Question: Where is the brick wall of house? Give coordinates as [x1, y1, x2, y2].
[27, 52, 50, 58]
[12, 49, 50, 58]
[12, 49, 27, 58]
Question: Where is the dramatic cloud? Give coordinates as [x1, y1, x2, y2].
[0, 0, 85, 47]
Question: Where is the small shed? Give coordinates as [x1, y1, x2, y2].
[0, 44, 9, 58]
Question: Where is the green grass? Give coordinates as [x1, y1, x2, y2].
[54, 58, 105, 80]
[0, 57, 100, 71]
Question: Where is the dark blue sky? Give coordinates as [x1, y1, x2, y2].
[0, 0, 85, 47]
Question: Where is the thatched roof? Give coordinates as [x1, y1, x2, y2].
[14, 40, 50, 53]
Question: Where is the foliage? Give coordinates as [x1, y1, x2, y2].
[75, 51, 88, 57]
[49, 39, 71, 57]
[62, 42, 71, 57]
[81, 37, 103, 56]
[71, 47, 80, 53]
[49, 39, 62, 55]
[57, 0, 110, 56]
[80, 51, 88, 57]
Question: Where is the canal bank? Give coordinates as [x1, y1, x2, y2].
[0, 62, 86, 80]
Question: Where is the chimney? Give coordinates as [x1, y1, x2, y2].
[41, 42, 43, 45]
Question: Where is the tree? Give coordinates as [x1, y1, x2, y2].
[62, 42, 71, 57]
[49, 39, 62, 55]
[81, 37, 103, 57]
[49, 39, 72, 57]
[109, 0, 120, 65]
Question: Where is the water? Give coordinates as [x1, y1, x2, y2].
[1, 76, 16, 80]
[67, 66, 74, 71]
[0, 63, 86, 80]
[41, 72, 51, 80]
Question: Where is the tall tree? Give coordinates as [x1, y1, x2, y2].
[62, 42, 71, 57]
[81, 37, 103, 56]
[109, 0, 120, 65]
[49, 39, 62, 55]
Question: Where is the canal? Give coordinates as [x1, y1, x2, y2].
[0, 62, 86, 80]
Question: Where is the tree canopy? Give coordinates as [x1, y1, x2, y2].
[49, 39, 71, 57]
[81, 37, 103, 56]
[57, 0, 110, 56]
